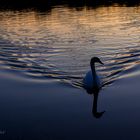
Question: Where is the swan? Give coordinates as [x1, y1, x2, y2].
[83, 57, 104, 90]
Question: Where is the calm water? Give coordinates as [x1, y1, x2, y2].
[0, 5, 140, 140]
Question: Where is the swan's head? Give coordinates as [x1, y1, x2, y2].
[90, 57, 104, 66]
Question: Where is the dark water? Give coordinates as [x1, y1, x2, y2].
[0, 5, 140, 140]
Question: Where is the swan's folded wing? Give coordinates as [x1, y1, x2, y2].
[83, 71, 93, 89]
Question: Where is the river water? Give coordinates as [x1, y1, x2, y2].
[0, 5, 140, 140]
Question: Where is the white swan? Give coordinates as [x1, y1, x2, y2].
[84, 57, 104, 90]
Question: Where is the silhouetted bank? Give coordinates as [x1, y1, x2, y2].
[0, 0, 140, 10]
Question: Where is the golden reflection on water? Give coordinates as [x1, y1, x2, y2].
[0, 6, 140, 85]
[0, 6, 139, 47]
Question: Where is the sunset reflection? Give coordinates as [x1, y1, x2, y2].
[0, 6, 140, 47]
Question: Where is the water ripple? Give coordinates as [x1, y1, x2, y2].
[0, 7, 140, 89]
[0, 36, 140, 89]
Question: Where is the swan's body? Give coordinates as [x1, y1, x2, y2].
[84, 57, 103, 90]
[84, 70, 101, 89]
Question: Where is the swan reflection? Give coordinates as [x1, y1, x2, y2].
[86, 88, 105, 119]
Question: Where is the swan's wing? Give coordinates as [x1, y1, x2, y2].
[83, 71, 93, 89]
[83, 71, 101, 89]
[95, 74, 101, 87]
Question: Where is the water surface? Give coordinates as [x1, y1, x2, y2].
[0, 5, 140, 140]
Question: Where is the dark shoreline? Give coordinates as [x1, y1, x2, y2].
[0, 0, 140, 10]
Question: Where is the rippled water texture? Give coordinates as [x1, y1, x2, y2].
[0, 6, 140, 87]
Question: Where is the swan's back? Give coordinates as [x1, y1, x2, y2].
[83, 70, 101, 89]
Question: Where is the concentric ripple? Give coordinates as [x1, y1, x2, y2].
[0, 6, 140, 88]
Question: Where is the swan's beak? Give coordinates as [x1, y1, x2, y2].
[99, 60, 104, 65]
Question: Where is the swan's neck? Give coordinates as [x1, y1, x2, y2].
[91, 64, 96, 77]
[91, 64, 99, 87]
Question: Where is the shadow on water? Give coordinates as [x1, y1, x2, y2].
[0, 0, 140, 11]
[86, 87, 105, 119]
